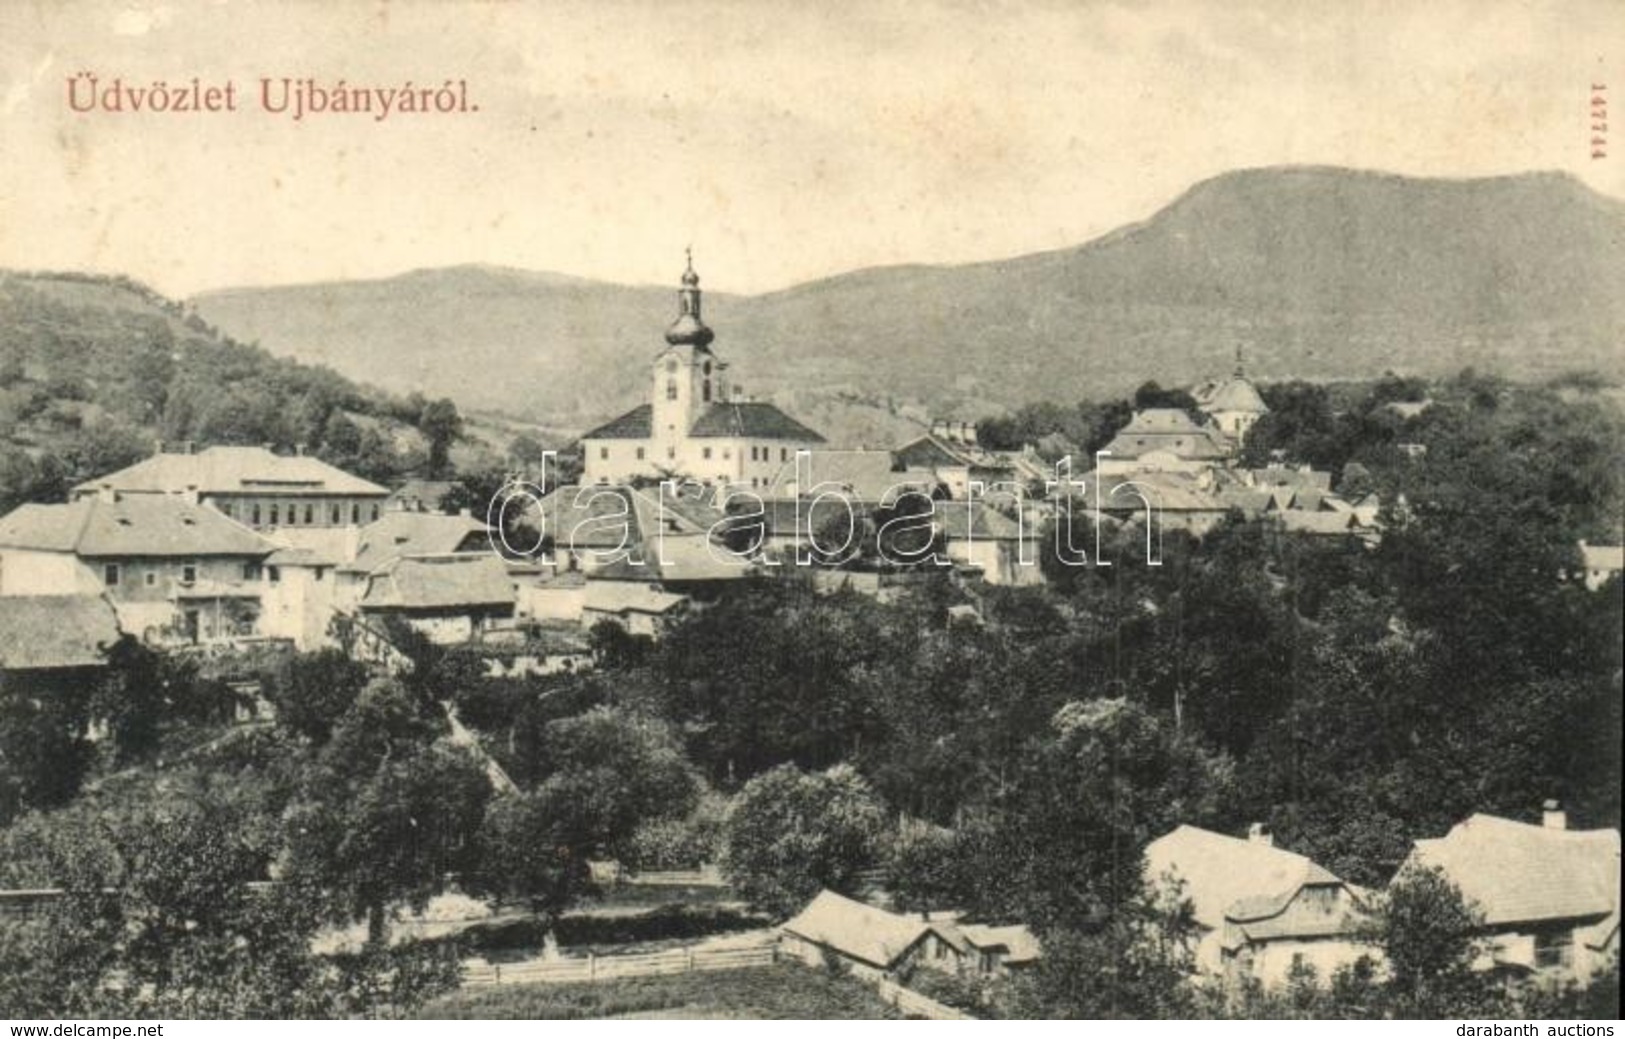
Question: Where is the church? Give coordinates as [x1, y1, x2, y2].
[580, 254, 825, 487]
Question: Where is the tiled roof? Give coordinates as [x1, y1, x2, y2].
[957, 923, 1042, 964]
[0, 495, 275, 558]
[581, 581, 688, 616]
[688, 402, 825, 442]
[1103, 410, 1233, 461]
[1070, 471, 1226, 514]
[935, 501, 1027, 542]
[360, 554, 515, 610]
[780, 890, 940, 970]
[894, 434, 1015, 472]
[1145, 825, 1344, 931]
[1276, 511, 1360, 536]
[343, 511, 491, 573]
[1406, 814, 1620, 929]
[580, 405, 653, 441]
[72, 446, 387, 498]
[1222, 885, 1370, 946]
[0, 595, 122, 670]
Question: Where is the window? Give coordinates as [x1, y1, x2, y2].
[267, 566, 281, 585]
[635, 447, 646, 461]
[351, 504, 360, 524]
[103, 564, 120, 586]
[600, 446, 609, 460]
[703, 379, 711, 402]
[243, 563, 261, 581]
[371, 505, 380, 522]
[666, 379, 678, 401]
[667, 445, 676, 460]
[1534, 931, 1574, 970]
[304, 504, 314, 524]
[313, 567, 325, 582]
[269, 504, 280, 525]
[666, 358, 678, 372]
[781, 448, 789, 462]
[220, 503, 233, 519]
[330, 504, 341, 524]
[144, 571, 157, 587]
[181, 562, 197, 585]
[702, 447, 712, 460]
[285, 504, 296, 525]
[252, 504, 262, 525]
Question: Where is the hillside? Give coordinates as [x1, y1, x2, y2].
[0, 271, 440, 513]
[194, 167, 1625, 437]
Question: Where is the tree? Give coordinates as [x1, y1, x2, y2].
[266, 648, 372, 743]
[418, 397, 463, 478]
[280, 680, 491, 945]
[1372, 863, 1498, 1017]
[721, 763, 886, 917]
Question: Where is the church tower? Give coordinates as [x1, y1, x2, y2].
[650, 251, 728, 465]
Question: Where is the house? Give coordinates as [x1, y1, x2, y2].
[1402, 807, 1619, 981]
[70, 444, 389, 532]
[1065, 470, 1233, 539]
[780, 889, 1040, 983]
[357, 553, 516, 644]
[1577, 540, 1623, 591]
[335, 510, 492, 611]
[936, 497, 1042, 585]
[0, 490, 275, 645]
[580, 254, 825, 487]
[580, 581, 688, 638]
[1097, 408, 1235, 477]
[1145, 824, 1373, 988]
[0, 593, 122, 684]
[385, 478, 460, 514]
[893, 425, 1021, 500]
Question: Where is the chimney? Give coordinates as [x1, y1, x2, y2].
[182, 484, 200, 506]
[965, 423, 978, 446]
[295, 443, 307, 457]
[1247, 822, 1273, 846]
[96, 483, 118, 505]
[154, 438, 165, 456]
[1543, 799, 1567, 830]
[181, 440, 195, 455]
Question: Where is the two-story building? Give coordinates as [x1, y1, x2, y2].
[0, 489, 276, 644]
[70, 444, 390, 532]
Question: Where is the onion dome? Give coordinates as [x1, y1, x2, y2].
[665, 248, 714, 348]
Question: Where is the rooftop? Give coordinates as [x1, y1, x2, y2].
[1145, 824, 1343, 931]
[0, 495, 276, 559]
[71, 446, 388, 499]
[360, 554, 515, 611]
[0, 595, 122, 670]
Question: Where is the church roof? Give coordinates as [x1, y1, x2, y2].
[578, 401, 825, 444]
[688, 402, 826, 442]
[1204, 376, 1269, 414]
[580, 404, 654, 441]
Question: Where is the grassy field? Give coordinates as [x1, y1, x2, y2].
[420, 964, 902, 1020]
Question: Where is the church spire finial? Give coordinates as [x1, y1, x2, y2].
[1234, 344, 1246, 377]
[666, 248, 713, 348]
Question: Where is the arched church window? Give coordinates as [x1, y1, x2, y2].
[703, 361, 712, 375]
[703, 379, 712, 402]
[666, 359, 678, 373]
[666, 379, 678, 401]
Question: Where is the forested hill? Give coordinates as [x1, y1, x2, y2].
[194, 167, 1625, 430]
[0, 270, 443, 514]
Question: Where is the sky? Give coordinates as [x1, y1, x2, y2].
[0, 0, 1620, 298]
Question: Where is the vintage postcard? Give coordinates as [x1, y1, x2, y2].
[0, 0, 1620, 1025]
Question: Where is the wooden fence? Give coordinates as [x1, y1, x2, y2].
[874, 978, 974, 1021]
[461, 940, 776, 988]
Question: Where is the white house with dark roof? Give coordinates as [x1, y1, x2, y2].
[1191, 357, 1270, 444]
[1403, 807, 1620, 981]
[358, 553, 517, 644]
[1145, 823, 1373, 989]
[0, 490, 276, 645]
[71, 444, 389, 531]
[1098, 408, 1236, 477]
[580, 254, 825, 488]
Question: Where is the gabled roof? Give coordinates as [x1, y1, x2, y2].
[581, 581, 688, 616]
[1222, 884, 1372, 947]
[1145, 825, 1344, 931]
[936, 501, 1027, 542]
[1406, 814, 1620, 931]
[780, 890, 944, 970]
[957, 923, 1042, 964]
[0, 595, 122, 670]
[580, 404, 653, 441]
[360, 554, 515, 611]
[342, 511, 491, 574]
[894, 434, 1015, 472]
[1102, 410, 1233, 461]
[1070, 471, 1226, 514]
[1276, 511, 1360, 536]
[72, 446, 387, 498]
[688, 401, 826, 442]
[0, 496, 275, 559]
